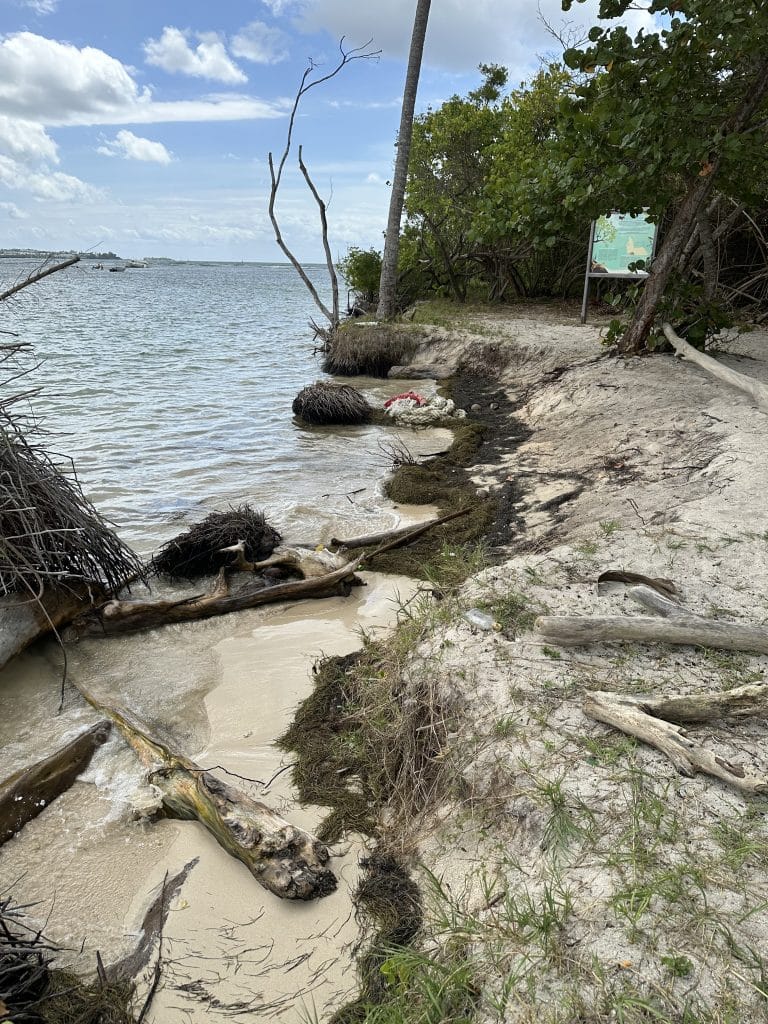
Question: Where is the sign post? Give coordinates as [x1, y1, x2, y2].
[580, 211, 658, 323]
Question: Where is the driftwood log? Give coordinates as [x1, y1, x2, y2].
[0, 585, 101, 671]
[71, 557, 362, 638]
[534, 613, 768, 655]
[0, 720, 111, 845]
[663, 321, 768, 414]
[331, 505, 471, 555]
[584, 684, 768, 795]
[72, 680, 336, 900]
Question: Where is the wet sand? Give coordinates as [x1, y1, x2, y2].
[0, 495, 440, 1021]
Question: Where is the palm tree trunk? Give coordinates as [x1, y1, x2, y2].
[377, 0, 431, 319]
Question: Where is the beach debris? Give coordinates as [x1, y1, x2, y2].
[0, 340, 144, 670]
[222, 541, 354, 579]
[70, 555, 364, 638]
[383, 392, 467, 426]
[663, 321, 768, 414]
[0, 720, 111, 846]
[151, 504, 281, 579]
[72, 679, 337, 900]
[462, 608, 498, 632]
[584, 683, 768, 795]
[292, 381, 372, 425]
[331, 506, 473, 561]
[0, 343, 145, 600]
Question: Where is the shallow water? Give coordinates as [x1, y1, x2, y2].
[0, 258, 443, 1020]
[2, 258, 435, 551]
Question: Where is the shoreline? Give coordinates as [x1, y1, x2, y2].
[306, 302, 768, 1024]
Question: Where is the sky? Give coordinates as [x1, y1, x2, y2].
[0, 0, 656, 262]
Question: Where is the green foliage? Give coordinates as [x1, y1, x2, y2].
[337, 246, 383, 304]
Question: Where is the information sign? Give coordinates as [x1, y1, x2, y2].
[581, 211, 658, 322]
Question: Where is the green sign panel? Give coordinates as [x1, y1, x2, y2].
[591, 212, 656, 276]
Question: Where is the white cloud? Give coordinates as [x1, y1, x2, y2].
[0, 32, 286, 126]
[0, 115, 58, 163]
[231, 21, 289, 64]
[0, 201, 28, 219]
[282, 0, 658, 75]
[0, 154, 101, 201]
[0, 32, 149, 120]
[97, 129, 172, 164]
[23, 0, 59, 13]
[144, 27, 247, 84]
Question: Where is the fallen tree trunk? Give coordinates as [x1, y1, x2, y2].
[534, 613, 768, 655]
[72, 680, 336, 901]
[662, 322, 768, 414]
[0, 720, 111, 845]
[0, 584, 100, 672]
[584, 686, 768, 795]
[331, 506, 471, 553]
[71, 558, 362, 638]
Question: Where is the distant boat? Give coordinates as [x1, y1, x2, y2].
[108, 265, 126, 273]
[125, 260, 148, 268]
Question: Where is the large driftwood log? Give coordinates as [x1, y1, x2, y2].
[534, 613, 768, 655]
[663, 322, 768, 414]
[584, 685, 768, 795]
[0, 720, 111, 844]
[71, 557, 362, 638]
[0, 585, 100, 671]
[72, 680, 336, 900]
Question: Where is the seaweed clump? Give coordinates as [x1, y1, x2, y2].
[151, 504, 281, 579]
[322, 324, 420, 377]
[292, 381, 372, 426]
[0, 343, 144, 598]
[0, 896, 136, 1023]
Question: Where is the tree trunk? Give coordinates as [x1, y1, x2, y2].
[73, 680, 337, 901]
[619, 56, 768, 355]
[377, 0, 432, 319]
[0, 584, 103, 672]
[0, 721, 111, 845]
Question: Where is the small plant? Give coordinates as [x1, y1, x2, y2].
[599, 519, 621, 537]
[661, 953, 694, 978]
[542, 645, 562, 660]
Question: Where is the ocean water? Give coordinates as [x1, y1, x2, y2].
[1, 258, 431, 553]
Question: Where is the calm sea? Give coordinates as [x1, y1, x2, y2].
[1, 259, 430, 554]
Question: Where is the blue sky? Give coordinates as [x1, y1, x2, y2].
[0, 0, 656, 262]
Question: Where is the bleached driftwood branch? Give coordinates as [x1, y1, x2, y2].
[534, 612, 768, 655]
[663, 321, 768, 414]
[584, 685, 768, 795]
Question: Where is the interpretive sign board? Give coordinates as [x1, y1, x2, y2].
[580, 211, 658, 323]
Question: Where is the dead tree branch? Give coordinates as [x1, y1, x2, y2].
[267, 38, 380, 335]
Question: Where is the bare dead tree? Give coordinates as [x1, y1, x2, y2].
[268, 38, 380, 344]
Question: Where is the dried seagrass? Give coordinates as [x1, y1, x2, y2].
[292, 381, 372, 425]
[150, 504, 282, 579]
[0, 343, 144, 599]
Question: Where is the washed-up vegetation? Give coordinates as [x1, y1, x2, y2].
[0, 342, 143, 599]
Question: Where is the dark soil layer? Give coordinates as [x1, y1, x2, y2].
[364, 367, 530, 579]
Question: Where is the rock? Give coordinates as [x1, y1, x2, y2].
[470, 403, 482, 413]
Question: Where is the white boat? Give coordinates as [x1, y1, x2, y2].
[125, 260, 148, 268]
